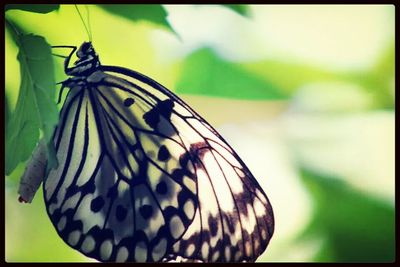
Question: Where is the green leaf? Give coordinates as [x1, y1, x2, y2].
[299, 169, 395, 262]
[98, 4, 175, 33]
[5, 4, 60, 13]
[5, 94, 11, 130]
[243, 60, 341, 95]
[5, 20, 58, 175]
[176, 48, 287, 100]
[222, 4, 250, 17]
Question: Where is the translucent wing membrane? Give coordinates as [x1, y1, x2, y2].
[44, 42, 274, 262]
[101, 66, 274, 262]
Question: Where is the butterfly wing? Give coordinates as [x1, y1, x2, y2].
[101, 66, 274, 262]
[44, 65, 274, 262]
[43, 70, 198, 262]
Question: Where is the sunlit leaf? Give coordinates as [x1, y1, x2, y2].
[176, 48, 287, 100]
[299, 169, 395, 262]
[223, 4, 249, 16]
[98, 4, 175, 33]
[5, 4, 60, 13]
[5, 20, 58, 175]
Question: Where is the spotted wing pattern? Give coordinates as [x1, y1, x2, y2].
[43, 64, 274, 262]
[43, 71, 197, 262]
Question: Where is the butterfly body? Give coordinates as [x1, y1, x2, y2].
[44, 42, 274, 262]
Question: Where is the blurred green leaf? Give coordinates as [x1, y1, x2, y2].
[5, 94, 11, 130]
[5, 4, 59, 13]
[176, 48, 287, 100]
[243, 52, 395, 110]
[362, 42, 394, 109]
[223, 4, 250, 16]
[373, 42, 394, 81]
[243, 60, 340, 95]
[98, 4, 175, 33]
[299, 169, 395, 262]
[5, 19, 58, 175]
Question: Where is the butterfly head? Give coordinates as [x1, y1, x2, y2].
[69, 42, 101, 76]
[77, 41, 96, 58]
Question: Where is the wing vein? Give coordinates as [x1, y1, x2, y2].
[49, 91, 85, 202]
[95, 87, 187, 151]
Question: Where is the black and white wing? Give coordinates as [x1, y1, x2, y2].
[43, 65, 274, 262]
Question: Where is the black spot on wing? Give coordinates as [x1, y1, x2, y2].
[123, 97, 135, 107]
[156, 181, 168, 195]
[139, 204, 153, 220]
[224, 213, 236, 234]
[143, 109, 160, 129]
[158, 99, 174, 120]
[65, 185, 79, 198]
[91, 196, 104, 212]
[116, 205, 128, 221]
[157, 145, 170, 161]
[208, 214, 218, 237]
[143, 99, 174, 129]
[107, 185, 118, 199]
[171, 168, 185, 181]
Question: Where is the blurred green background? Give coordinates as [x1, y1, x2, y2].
[5, 4, 395, 262]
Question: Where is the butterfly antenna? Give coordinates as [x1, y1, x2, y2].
[75, 5, 92, 42]
[85, 5, 93, 42]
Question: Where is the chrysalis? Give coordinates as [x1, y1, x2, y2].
[18, 139, 47, 203]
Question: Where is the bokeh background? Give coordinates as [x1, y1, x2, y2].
[5, 4, 395, 262]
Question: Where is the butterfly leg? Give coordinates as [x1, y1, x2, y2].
[56, 80, 68, 104]
[56, 76, 85, 104]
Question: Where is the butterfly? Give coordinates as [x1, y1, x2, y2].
[42, 41, 274, 262]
